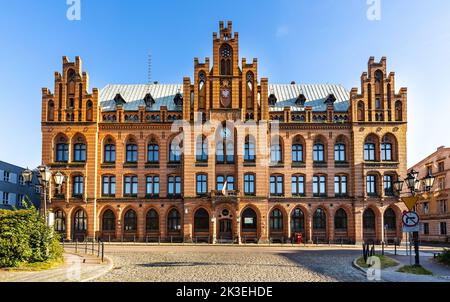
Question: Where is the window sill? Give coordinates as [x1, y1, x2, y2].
[195, 162, 208, 167]
[292, 162, 306, 168]
[101, 163, 116, 169]
[313, 162, 328, 168]
[102, 195, 116, 198]
[123, 195, 138, 198]
[145, 195, 159, 199]
[313, 194, 328, 198]
[123, 163, 138, 169]
[145, 163, 160, 169]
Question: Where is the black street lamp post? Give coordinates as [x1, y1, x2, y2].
[22, 166, 65, 225]
[394, 169, 435, 267]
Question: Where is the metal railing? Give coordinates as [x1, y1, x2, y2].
[62, 238, 105, 262]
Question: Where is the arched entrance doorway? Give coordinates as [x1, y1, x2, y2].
[73, 209, 87, 241]
[241, 207, 258, 243]
[193, 208, 210, 243]
[363, 208, 377, 243]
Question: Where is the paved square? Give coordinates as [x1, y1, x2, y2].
[95, 245, 367, 282]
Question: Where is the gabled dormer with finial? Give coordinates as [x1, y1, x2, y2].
[143, 92, 155, 108]
[296, 93, 307, 107]
[325, 93, 336, 106]
[114, 93, 126, 107]
[174, 91, 183, 107]
[268, 93, 278, 107]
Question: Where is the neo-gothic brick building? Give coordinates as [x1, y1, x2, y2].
[41, 21, 408, 244]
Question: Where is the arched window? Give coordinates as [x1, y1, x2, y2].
[194, 208, 210, 232]
[74, 142, 86, 162]
[167, 209, 181, 232]
[73, 209, 87, 232]
[167, 175, 182, 197]
[48, 100, 55, 121]
[334, 208, 348, 230]
[335, 143, 346, 162]
[313, 141, 325, 162]
[270, 137, 283, 164]
[147, 141, 159, 163]
[244, 135, 256, 162]
[196, 136, 208, 162]
[246, 72, 254, 110]
[72, 175, 84, 197]
[384, 208, 397, 230]
[169, 137, 182, 163]
[220, 44, 232, 76]
[54, 210, 65, 232]
[363, 208, 376, 230]
[269, 209, 283, 231]
[104, 139, 116, 163]
[374, 70, 384, 95]
[364, 135, 379, 161]
[395, 101, 403, 121]
[56, 136, 69, 162]
[313, 208, 327, 230]
[291, 208, 305, 233]
[292, 175, 305, 196]
[146, 209, 159, 232]
[292, 142, 304, 163]
[102, 210, 115, 231]
[198, 72, 206, 110]
[216, 123, 234, 163]
[67, 69, 76, 96]
[357, 101, 365, 121]
[241, 208, 257, 231]
[86, 100, 93, 122]
[124, 210, 137, 232]
[126, 139, 138, 163]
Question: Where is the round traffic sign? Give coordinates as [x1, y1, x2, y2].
[402, 211, 419, 227]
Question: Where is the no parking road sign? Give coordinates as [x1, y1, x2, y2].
[402, 211, 420, 233]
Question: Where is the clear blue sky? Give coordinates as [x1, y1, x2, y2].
[1, 0, 449, 168]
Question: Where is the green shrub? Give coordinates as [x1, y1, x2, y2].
[0, 206, 63, 268]
[436, 249, 450, 266]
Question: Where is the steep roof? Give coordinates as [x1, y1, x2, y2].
[99, 83, 350, 112]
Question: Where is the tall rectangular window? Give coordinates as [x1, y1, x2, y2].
[168, 176, 182, 197]
[440, 222, 447, 235]
[56, 144, 69, 162]
[226, 176, 235, 191]
[334, 144, 346, 162]
[126, 144, 138, 163]
[124, 175, 138, 196]
[313, 175, 326, 196]
[146, 176, 160, 197]
[292, 144, 303, 163]
[102, 176, 116, 197]
[104, 144, 116, 163]
[74, 143, 86, 162]
[292, 175, 305, 196]
[216, 176, 225, 191]
[73, 176, 84, 197]
[244, 174, 255, 196]
[366, 175, 377, 196]
[2, 192, 9, 205]
[147, 144, 159, 163]
[313, 144, 325, 162]
[423, 223, 430, 235]
[196, 174, 207, 196]
[364, 144, 376, 161]
[270, 175, 284, 196]
[334, 175, 347, 196]
[381, 143, 392, 161]
[384, 175, 394, 196]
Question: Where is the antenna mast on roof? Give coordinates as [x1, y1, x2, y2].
[147, 51, 152, 86]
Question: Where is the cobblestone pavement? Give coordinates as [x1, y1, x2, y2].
[95, 245, 367, 282]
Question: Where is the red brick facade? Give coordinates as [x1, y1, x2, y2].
[41, 21, 407, 244]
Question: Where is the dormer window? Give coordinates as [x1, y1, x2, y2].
[174, 92, 183, 107]
[268, 94, 277, 107]
[144, 93, 155, 108]
[325, 94, 336, 106]
[114, 93, 126, 106]
[296, 94, 306, 107]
